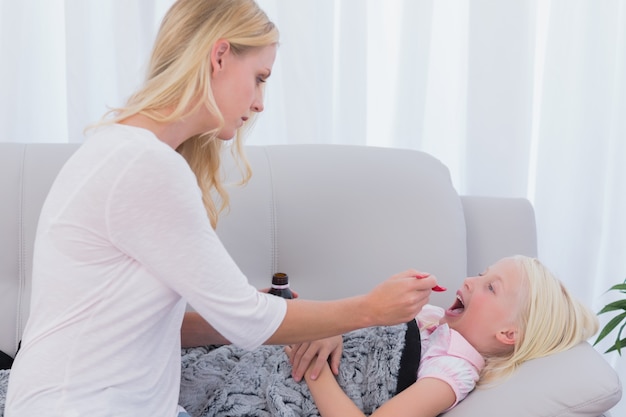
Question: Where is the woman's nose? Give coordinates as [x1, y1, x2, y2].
[463, 276, 475, 291]
[252, 91, 265, 113]
[251, 101, 264, 113]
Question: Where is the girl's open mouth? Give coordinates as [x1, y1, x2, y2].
[446, 292, 465, 316]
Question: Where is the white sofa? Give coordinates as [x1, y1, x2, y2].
[0, 142, 621, 416]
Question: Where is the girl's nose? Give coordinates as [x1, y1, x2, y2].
[463, 276, 475, 291]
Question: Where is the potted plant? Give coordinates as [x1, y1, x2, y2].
[594, 278, 626, 354]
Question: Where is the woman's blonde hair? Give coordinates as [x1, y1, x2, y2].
[96, 0, 279, 228]
[479, 255, 599, 386]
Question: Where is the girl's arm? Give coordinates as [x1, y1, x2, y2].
[304, 361, 456, 417]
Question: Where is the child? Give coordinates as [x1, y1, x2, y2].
[289, 255, 599, 417]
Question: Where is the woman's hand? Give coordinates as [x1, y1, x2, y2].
[364, 270, 439, 326]
[259, 287, 300, 298]
[285, 335, 343, 381]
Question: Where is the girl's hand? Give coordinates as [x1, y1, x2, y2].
[285, 335, 343, 381]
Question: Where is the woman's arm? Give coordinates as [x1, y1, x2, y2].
[181, 274, 429, 347]
[303, 361, 456, 417]
[181, 286, 301, 348]
[181, 311, 230, 347]
[264, 270, 437, 345]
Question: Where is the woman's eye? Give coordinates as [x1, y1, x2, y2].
[256, 76, 266, 84]
[488, 283, 495, 293]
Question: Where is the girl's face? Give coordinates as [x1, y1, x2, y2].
[441, 258, 525, 356]
[209, 42, 277, 140]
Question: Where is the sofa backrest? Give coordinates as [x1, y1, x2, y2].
[1, 144, 80, 357]
[217, 144, 469, 305]
[0, 142, 536, 357]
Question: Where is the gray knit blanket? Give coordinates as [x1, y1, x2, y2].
[0, 370, 8, 416]
[179, 321, 420, 417]
[0, 321, 419, 417]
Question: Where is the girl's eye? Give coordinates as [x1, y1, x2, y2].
[256, 76, 266, 84]
[488, 283, 495, 293]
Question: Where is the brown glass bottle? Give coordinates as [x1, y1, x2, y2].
[268, 272, 293, 299]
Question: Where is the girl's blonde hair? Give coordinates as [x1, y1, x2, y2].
[479, 255, 599, 386]
[95, 0, 279, 228]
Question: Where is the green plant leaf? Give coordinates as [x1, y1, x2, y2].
[594, 311, 626, 346]
[598, 299, 626, 314]
[604, 335, 626, 354]
[616, 321, 626, 355]
[607, 283, 626, 293]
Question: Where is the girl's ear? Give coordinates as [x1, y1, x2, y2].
[211, 39, 231, 74]
[496, 328, 518, 346]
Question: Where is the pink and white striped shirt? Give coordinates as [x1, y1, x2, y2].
[416, 305, 485, 411]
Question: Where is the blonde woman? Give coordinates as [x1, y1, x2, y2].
[5, 1, 438, 416]
[292, 255, 598, 417]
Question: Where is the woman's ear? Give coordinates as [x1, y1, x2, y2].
[496, 328, 518, 346]
[211, 39, 231, 74]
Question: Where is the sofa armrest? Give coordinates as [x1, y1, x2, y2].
[443, 342, 622, 417]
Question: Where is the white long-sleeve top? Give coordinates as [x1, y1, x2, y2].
[6, 124, 286, 417]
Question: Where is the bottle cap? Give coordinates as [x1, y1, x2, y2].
[272, 272, 289, 286]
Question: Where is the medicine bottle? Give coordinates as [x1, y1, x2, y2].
[268, 272, 293, 299]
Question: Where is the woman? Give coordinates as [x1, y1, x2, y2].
[4, 1, 438, 416]
[293, 255, 599, 417]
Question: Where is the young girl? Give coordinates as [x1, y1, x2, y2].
[5, 1, 437, 416]
[292, 255, 599, 417]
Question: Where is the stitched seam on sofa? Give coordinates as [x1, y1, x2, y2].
[552, 382, 624, 417]
[263, 147, 278, 275]
[16, 144, 26, 353]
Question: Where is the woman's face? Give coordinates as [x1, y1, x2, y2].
[209, 42, 277, 140]
[440, 257, 525, 356]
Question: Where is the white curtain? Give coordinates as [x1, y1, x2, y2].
[0, 0, 174, 142]
[1, 0, 625, 413]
